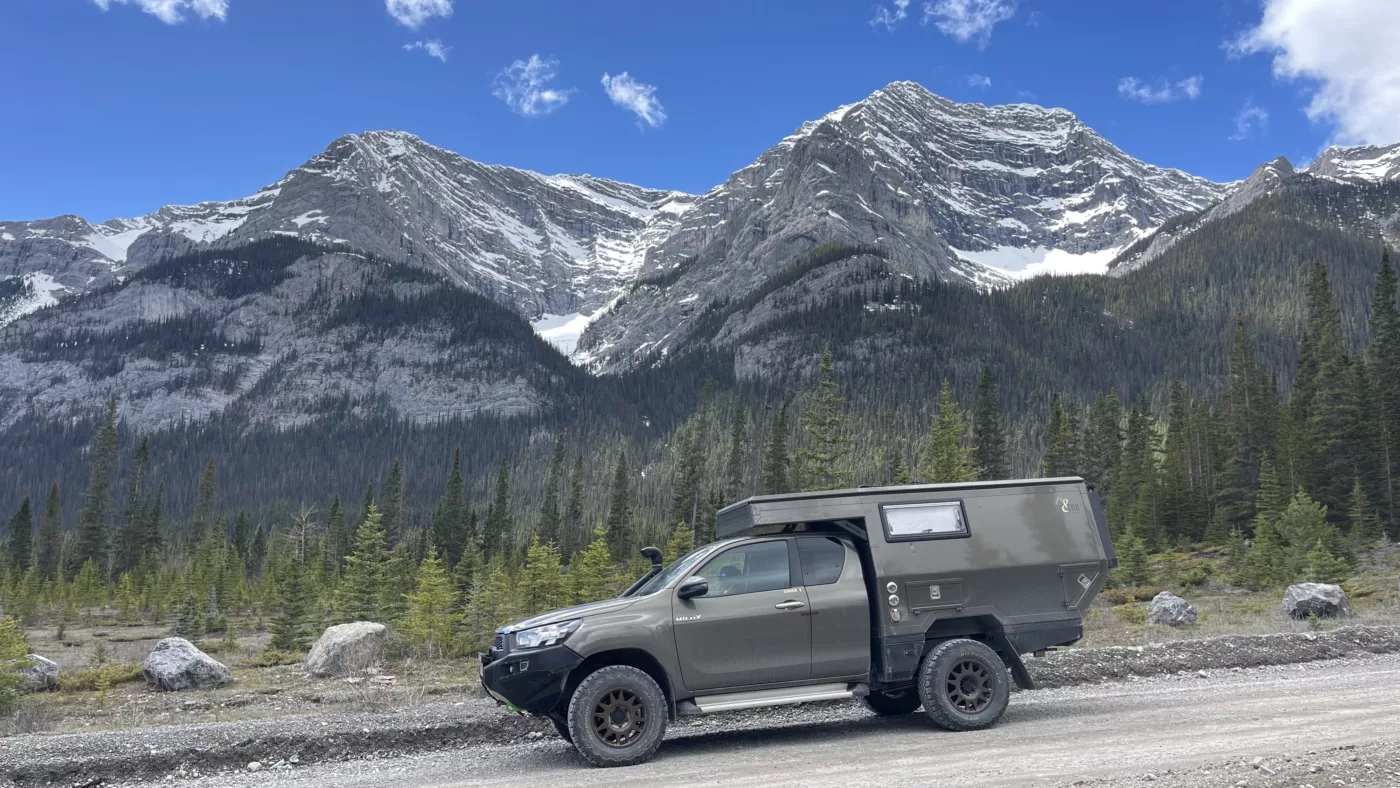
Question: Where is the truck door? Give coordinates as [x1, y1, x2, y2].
[672, 539, 812, 692]
[797, 536, 871, 680]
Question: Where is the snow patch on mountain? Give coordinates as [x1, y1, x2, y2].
[0, 272, 65, 327]
[953, 245, 1127, 279]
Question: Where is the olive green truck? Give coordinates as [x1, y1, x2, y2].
[480, 477, 1115, 767]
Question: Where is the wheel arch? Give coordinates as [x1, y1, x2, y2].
[563, 648, 679, 720]
[920, 615, 1034, 690]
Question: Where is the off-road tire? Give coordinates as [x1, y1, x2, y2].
[566, 665, 667, 767]
[863, 687, 922, 716]
[548, 712, 573, 745]
[917, 638, 1010, 732]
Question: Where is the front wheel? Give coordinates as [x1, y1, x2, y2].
[917, 638, 1010, 732]
[566, 665, 667, 767]
[863, 687, 922, 716]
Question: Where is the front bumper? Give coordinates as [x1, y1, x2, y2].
[479, 644, 584, 714]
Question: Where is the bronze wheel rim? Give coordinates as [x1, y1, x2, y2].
[945, 659, 993, 713]
[591, 688, 647, 748]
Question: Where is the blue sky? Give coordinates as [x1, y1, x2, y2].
[4, 0, 1397, 221]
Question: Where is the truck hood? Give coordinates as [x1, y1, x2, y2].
[499, 597, 640, 633]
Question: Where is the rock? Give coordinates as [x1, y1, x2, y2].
[247, 762, 262, 773]
[17, 654, 60, 693]
[304, 622, 387, 678]
[142, 637, 232, 691]
[1282, 583, 1353, 620]
[1148, 592, 1198, 626]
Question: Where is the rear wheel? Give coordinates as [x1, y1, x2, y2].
[917, 638, 1010, 732]
[863, 687, 922, 716]
[566, 665, 667, 767]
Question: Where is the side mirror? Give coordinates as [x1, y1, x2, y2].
[676, 576, 709, 600]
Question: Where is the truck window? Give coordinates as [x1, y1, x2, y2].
[881, 501, 969, 541]
[797, 537, 846, 586]
[692, 541, 791, 597]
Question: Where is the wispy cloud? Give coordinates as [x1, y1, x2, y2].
[1117, 75, 1204, 104]
[91, 0, 227, 24]
[385, 0, 452, 30]
[871, 0, 910, 31]
[403, 40, 450, 63]
[1230, 100, 1269, 141]
[492, 55, 573, 117]
[1231, 0, 1400, 145]
[922, 0, 1016, 48]
[967, 74, 992, 88]
[601, 72, 667, 129]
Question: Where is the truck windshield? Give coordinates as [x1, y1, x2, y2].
[631, 541, 732, 597]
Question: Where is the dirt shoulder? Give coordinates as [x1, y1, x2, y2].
[4, 625, 1399, 786]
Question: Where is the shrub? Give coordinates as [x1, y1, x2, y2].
[1098, 586, 1163, 606]
[1113, 604, 1148, 625]
[59, 663, 143, 692]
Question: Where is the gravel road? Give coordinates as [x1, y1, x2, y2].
[114, 654, 1400, 788]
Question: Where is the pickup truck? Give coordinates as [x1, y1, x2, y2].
[480, 477, 1115, 767]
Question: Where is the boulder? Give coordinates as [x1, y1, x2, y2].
[1282, 583, 1353, 620]
[142, 637, 232, 691]
[305, 622, 387, 678]
[18, 654, 60, 693]
[1147, 591, 1198, 626]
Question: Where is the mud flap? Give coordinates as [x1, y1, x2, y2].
[989, 633, 1036, 690]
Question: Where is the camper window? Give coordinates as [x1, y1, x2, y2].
[881, 501, 969, 542]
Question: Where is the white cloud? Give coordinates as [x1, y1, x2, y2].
[922, 0, 1016, 48]
[967, 74, 992, 88]
[385, 0, 451, 30]
[1117, 75, 1204, 104]
[91, 0, 227, 24]
[601, 72, 667, 129]
[1232, 0, 1400, 145]
[1230, 100, 1270, 141]
[403, 40, 450, 63]
[871, 0, 910, 31]
[492, 55, 572, 117]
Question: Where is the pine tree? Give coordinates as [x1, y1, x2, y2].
[192, 457, 218, 533]
[521, 536, 567, 618]
[1214, 322, 1276, 534]
[6, 495, 33, 575]
[381, 459, 407, 549]
[1159, 382, 1198, 543]
[1305, 538, 1350, 584]
[1256, 453, 1289, 524]
[604, 453, 633, 562]
[725, 408, 747, 498]
[662, 521, 695, 565]
[561, 455, 585, 558]
[0, 616, 31, 717]
[1238, 515, 1286, 589]
[173, 589, 207, 641]
[537, 440, 565, 546]
[669, 420, 704, 531]
[482, 460, 511, 556]
[139, 484, 164, 566]
[1114, 531, 1152, 587]
[761, 404, 790, 495]
[1368, 250, 1400, 529]
[70, 397, 119, 579]
[888, 445, 912, 486]
[570, 527, 618, 605]
[36, 482, 62, 582]
[249, 522, 268, 577]
[403, 547, 459, 655]
[335, 504, 393, 622]
[921, 382, 978, 483]
[232, 511, 250, 564]
[463, 554, 519, 651]
[1347, 477, 1385, 549]
[267, 559, 312, 653]
[797, 350, 853, 490]
[432, 448, 466, 566]
[1082, 392, 1123, 495]
[117, 437, 150, 577]
[972, 367, 1008, 481]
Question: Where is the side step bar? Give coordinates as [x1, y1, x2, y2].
[677, 682, 868, 716]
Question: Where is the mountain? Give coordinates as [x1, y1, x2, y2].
[0, 131, 695, 342]
[576, 82, 1228, 370]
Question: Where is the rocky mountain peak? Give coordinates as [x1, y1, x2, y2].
[1306, 143, 1400, 184]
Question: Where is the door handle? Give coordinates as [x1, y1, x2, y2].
[775, 600, 806, 610]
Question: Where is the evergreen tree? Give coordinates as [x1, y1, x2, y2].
[192, 457, 218, 533]
[232, 512, 250, 564]
[1159, 382, 1198, 543]
[1256, 454, 1289, 524]
[1214, 322, 1276, 535]
[403, 547, 459, 655]
[797, 350, 853, 490]
[604, 452, 634, 562]
[1114, 531, 1152, 587]
[1305, 538, 1350, 584]
[972, 367, 1008, 481]
[725, 408, 747, 498]
[70, 397, 119, 579]
[921, 381, 978, 483]
[381, 459, 408, 549]
[36, 482, 62, 582]
[561, 455, 585, 557]
[1368, 250, 1400, 528]
[6, 495, 33, 575]
[537, 440, 566, 546]
[1082, 392, 1123, 495]
[887, 445, 912, 486]
[761, 404, 790, 495]
[521, 536, 568, 618]
[431, 448, 466, 567]
[662, 520, 695, 565]
[335, 504, 394, 622]
[482, 460, 511, 556]
[173, 590, 207, 641]
[463, 554, 518, 651]
[0, 616, 32, 717]
[1347, 477, 1385, 549]
[669, 419, 704, 531]
[249, 523, 269, 578]
[1238, 514, 1287, 589]
[570, 527, 618, 605]
[138, 484, 164, 567]
[359, 478, 376, 529]
[117, 437, 150, 576]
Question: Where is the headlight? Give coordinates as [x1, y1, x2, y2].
[513, 619, 582, 649]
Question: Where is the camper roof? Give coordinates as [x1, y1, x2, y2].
[714, 477, 1085, 539]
